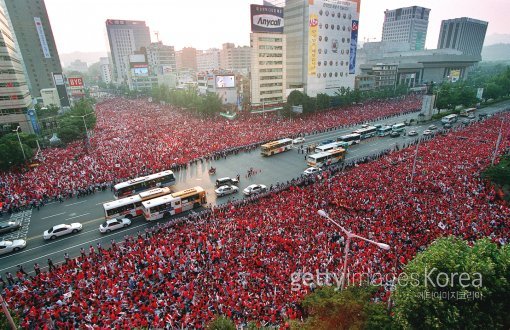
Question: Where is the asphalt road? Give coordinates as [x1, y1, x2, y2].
[1, 101, 509, 275]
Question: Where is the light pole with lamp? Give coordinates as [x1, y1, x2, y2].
[491, 118, 505, 166]
[318, 210, 390, 290]
[13, 126, 26, 160]
[70, 112, 93, 140]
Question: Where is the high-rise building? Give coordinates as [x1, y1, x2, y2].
[105, 19, 151, 84]
[176, 47, 197, 72]
[2, 0, 63, 98]
[147, 42, 176, 75]
[437, 17, 488, 58]
[99, 57, 112, 84]
[220, 43, 251, 73]
[284, 0, 361, 97]
[250, 4, 286, 106]
[0, 5, 34, 133]
[196, 48, 220, 72]
[382, 6, 430, 51]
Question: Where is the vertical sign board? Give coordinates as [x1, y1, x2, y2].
[308, 13, 319, 76]
[34, 17, 51, 59]
[349, 20, 359, 74]
[26, 109, 40, 134]
[52, 73, 70, 107]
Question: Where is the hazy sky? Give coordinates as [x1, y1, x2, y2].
[45, 0, 509, 54]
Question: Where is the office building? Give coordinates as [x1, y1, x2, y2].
[176, 47, 197, 72]
[147, 42, 176, 75]
[2, 0, 63, 98]
[66, 59, 88, 73]
[250, 4, 286, 106]
[437, 17, 488, 58]
[0, 4, 34, 133]
[99, 57, 112, 84]
[284, 0, 361, 97]
[220, 43, 251, 73]
[382, 6, 430, 51]
[196, 48, 220, 72]
[105, 19, 151, 84]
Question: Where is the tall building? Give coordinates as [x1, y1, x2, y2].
[196, 48, 220, 72]
[382, 6, 430, 51]
[147, 42, 176, 75]
[99, 57, 112, 84]
[2, 0, 63, 98]
[250, 4, 286, 106]
[220, 43, 251, 73]
[284, 0, 361, 97]
[437, 17, 488, 58]
[105, 19, 151, 84]
[0, 5, 34, 133]
[176, 47, 197, 72]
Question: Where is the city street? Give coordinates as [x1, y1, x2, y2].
[1, 100, 509, 274]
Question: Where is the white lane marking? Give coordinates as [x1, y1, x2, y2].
[65, 213, 90, 221]
[64, 200, 88, 207]
[41, 212, 65, 220]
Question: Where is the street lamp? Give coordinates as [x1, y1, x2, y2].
[318, 210, 390, 290]
[70, 112, 93, 139]
[13, 126, 26, 160]
[491, 118, 505, 166]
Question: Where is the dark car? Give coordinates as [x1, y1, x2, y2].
[0, 220, 21, 234]
[390, 131, 400, 138]
[215, 177, 239, 187]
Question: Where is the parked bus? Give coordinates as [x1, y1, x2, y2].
[260, 138, 293, 156]
[377, 126, 392, 137]
[337, 133, 361, 146]
[315, 141, 348, 153]
[352, 126, 377, 139]
[142, 186, 207, 221]
[441, 114, 458, 124]
[103, 187, 173, 219]
[391, 123, 406, 132]
[113, 170, 176, 198]
[459, 107, 476, 117]
[307, 148, 346, 168]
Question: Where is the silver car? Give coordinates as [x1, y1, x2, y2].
[0, 239, 26, 255]
[43, 223, 83, 240]
[0, 220, 21, 234]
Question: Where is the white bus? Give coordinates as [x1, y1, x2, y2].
[307, 148, 346, 168]
[315, 141, 348, 153]
[142, 186, 207, 221]
[441, 114, 458, 124]
[459, 107, 476, 117]
[337, 133, 361, 146]
[103, 187, 173, 219]
[260, 138, 293, 156]
[352, 126, 378, 139]
[377, 126, 392, 137]
[113, 170, 176, 198]
[391, 123, 406, 132]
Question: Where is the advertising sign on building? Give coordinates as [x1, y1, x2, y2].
[34, 17, 51, 59]
[250, 4, 284, 33]
[349, 19, 359, 74]
[68, 77, 84, 87]
[308, 13, 319, 76]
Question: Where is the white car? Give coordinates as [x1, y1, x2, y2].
[292, 137, 306, 144]
[408, 130, 418, 136]
[215, 185, 239, 197]
[303, 167, 321, 176]
[243, 184, 267, 196]
[428, 125, 437, 130]
[423, 130, 433, 136]
[43, 223, 82, 240]
[99, 218, 131, 233]
[0, 239, 27, 255]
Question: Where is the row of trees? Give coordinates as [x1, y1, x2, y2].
[150, 84, 224, 116]
[55, 99, 96, 144]
[0, 131, 37, 170]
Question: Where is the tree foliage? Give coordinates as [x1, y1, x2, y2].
[56, 98, 96, 144]
[206, 315, 236, 330]
[151, 84, 224, 116]
[393, 237, 510, 329]
[291, 286, 392, 330]
[0, 132, 36, 170]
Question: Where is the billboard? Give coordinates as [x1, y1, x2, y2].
[215, 75, 235, 88]
[132, 67, 149, 77]
[308, 13, 319, 76]
[34, 17, 51, 58]
[68, 77, 84, 87]
[251, 4, 284, 33]
[349, 20, 358, 74]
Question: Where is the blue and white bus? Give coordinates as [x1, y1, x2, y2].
[337, 134, 361, 146]
[352, 126, 378, 139]
[377, 126, 392, 137]
[113, 170, 176, 199]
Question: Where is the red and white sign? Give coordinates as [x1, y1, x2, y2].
[68, 77, 84, 87]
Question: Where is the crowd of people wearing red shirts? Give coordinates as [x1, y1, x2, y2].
[0, 97, 421, 213]
[2, 110, 508, 329]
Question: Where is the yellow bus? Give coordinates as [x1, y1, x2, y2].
[459, 107, 476, 117]
[141, 186, 207, 221]
[261, 138, 293, 156]
[307, 148, 346, 168]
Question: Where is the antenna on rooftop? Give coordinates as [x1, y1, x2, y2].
[154, 31, 160, 42]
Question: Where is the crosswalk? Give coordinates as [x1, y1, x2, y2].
[0, 210, 32, 241]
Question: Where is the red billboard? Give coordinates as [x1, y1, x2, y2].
[68, 77, 84, 87]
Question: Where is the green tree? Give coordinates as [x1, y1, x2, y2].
[287, 90, 305, 106]
[316, 93, 331, 110]
[56, 99, 96, 143]
[291, 286, 392, 330]
[199, 92, 223, 116]
[393, 237, 510, 329]
[206, 315, 236, 330]
[484, 82, 505, 100]
[0, 133, 36, 169]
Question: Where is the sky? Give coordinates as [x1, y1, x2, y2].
[45, 0, 510, 54]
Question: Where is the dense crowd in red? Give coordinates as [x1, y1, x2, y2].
[0, 97, 420, 211]
[4, 112, 509, 328]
